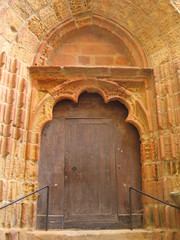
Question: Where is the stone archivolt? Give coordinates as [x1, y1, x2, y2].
[34, 15, 147, 68]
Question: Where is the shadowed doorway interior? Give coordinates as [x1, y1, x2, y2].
[37, 92, 142, 229]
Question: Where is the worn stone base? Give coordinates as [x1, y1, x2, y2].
[0, 229, 180, 240]
[28, 229, 154, 240]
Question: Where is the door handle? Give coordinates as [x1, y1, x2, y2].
[72, 166, 77, 172]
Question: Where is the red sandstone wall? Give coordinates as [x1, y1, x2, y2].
[49, 28, 134, 66]
[142, 59, 180, 229]
[0, 52, 36, 228]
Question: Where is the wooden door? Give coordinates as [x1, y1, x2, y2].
[37, 92, 142, 229]
[64, 119, 118, 228]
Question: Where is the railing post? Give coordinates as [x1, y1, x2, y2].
[129, 187, 132, 230]
[46, 186, 49, 231]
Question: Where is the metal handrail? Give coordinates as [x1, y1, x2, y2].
[129, 187, 180, 230]
[0, 185, 49, 231]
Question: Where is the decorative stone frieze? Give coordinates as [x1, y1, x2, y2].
[29, 66, 154, 137]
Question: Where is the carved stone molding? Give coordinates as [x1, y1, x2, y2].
[29, 66, 154, 139]
[33, 14, 148, 67]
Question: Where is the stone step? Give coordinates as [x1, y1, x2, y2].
[27, 229, 154, 240]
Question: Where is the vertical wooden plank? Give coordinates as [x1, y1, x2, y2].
[116, 120, 142, 214]
[37, 118, 65, 229]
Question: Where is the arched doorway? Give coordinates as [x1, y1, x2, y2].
[37, 92, 142, 229]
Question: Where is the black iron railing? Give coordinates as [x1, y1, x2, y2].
[129, 187, 180, 230]
[0, 185, 49, 231]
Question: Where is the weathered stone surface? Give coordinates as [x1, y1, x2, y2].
[26, 16, 47, 40]
[0, 20, 16, 42]
[26, 229, 154, 240]
[27, 0, 47, 11]
[39, 6, 59, 30]
[25, 160, 38, 181]
[67, 0, 91, 15]
[110, 1, 132, 21]
[0, 36, 11, 55]
[12, 43, 34, 64]
[149, 0, 174, 22]
[172, 0, 180, 12]
[140, 0, 157, 12]
[51, 0, 70, 20]
[9, 0, 33, 19]
[96, 0, 117, 16]
[0, 5, 23, 32]
[17, 27, 39, 52]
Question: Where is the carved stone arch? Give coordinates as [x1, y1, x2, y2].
[34, 14, 148, 67]
[29, 67, 154, 141]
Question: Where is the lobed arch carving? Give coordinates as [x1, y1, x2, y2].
[29, 66, 154, 146]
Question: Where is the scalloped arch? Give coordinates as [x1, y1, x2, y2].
[29, 78, 151, 136]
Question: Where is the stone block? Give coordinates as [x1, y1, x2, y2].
[0, 180, 6, 201]
[26, 16, 47, 40]
[145, 36, 167, 56]
[25, 160, 38, 181]
[0, 5, 23, 32]
[78, 56, 90, 65]
[51, 0, 71, 20]
[62, 43, 80, 55]
[159, 11, 180, 34]
[142, 164, 154, 180]
[112, 1, 132, 21]
[27, 0, 47, 11]
[12, 43, 34, 65]
[95, 56, 114, 65]
[17, 27, 39, 52]
[153, 204, 160, 227]
[167, 27, 180, 45]
[115, 56, 130, 66]
[39, 6, 59, 30]
[153, 231, 163, 240]
[23, 182, 38, 201]
[19, 231, 28, 240]
[50, 54, 77, 65]
[165, 206, 171, 228]
[9, 0, 33, 20]
[75, 16, 91, 28]
[21, 203, 35, 228]
[81, 43, 118, 55]
[0, 230, 5, 240]
[0, 20, 16, 42]
[165, 231, 174, 240]
[68, 0, 86, 15]
[140, 0, 156, 12]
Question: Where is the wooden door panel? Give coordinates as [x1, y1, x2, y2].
[115, 121, 142, 214]
[64, 119, 117, 223]
[37, 119, 65, 229]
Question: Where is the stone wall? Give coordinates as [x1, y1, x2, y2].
[0, 0, 179, 236]
[140, 58, 180, 230]
[49, 27, 134, 66]
[0, 52, 36, 229]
